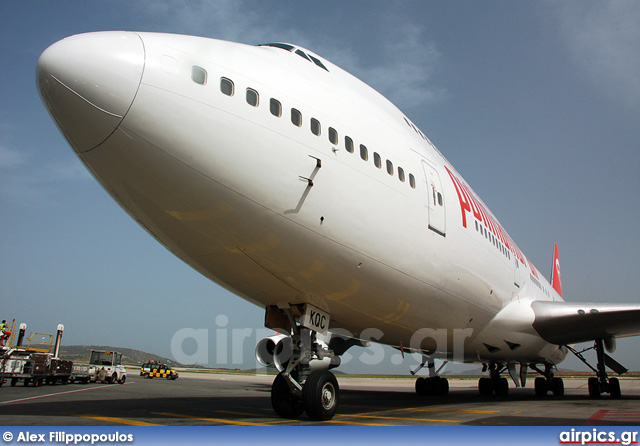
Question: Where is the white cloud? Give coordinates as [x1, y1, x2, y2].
[555, 0, 640, 106]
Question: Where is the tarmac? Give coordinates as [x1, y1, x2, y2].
[1, 372, 639, 426]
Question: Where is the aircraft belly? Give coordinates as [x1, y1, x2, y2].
[78, 125, 482, 353]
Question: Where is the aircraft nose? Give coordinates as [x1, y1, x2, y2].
[37, 32, 144, 153]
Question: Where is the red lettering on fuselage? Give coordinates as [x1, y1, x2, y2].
[444, 166, 527, 266]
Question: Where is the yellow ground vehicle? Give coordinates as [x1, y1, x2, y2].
[140, 361, 179, 380]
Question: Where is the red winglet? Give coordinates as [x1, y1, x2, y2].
[551, 243, 562, 297]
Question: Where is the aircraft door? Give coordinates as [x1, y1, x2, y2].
[421, 161, 446, 236]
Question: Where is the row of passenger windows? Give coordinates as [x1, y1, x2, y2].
[474, 220, 511, 260]
[191, 66, 418, 190]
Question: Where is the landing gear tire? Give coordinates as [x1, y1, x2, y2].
[534, 377, 547, 397]
[550, 377, 564, 396]
[415, 377, 430, 396]
[303, 370, 339, 421]
[588, 377, 601, 398]
[609, 377, 621, 399]
[495, 377, 509, 396]
[433, 377, 449, 396]
[478, 377, 493, 396]
[271, 373, 304, 419]
[416, 377, 449, 396]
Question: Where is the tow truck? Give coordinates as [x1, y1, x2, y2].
[71, 350, 126, 384]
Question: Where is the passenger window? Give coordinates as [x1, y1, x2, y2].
[409, 174, 416, 189]
[270, 98, 282, 117]
[311, 118, 321, 136]
[191, 66, 207, 85]
[373, 153, 382, 168]
[437, 192, 443, 206]
[386, 160, 393, 175]
[398, 167, 405, 182]
[291, 108, 302, 127]
[246, 88, 259, 107]
[329, 127, 338, 145]
[360, 144, 368, 161]
[220, 78, 234, 96]
[345, 136, 354, 153]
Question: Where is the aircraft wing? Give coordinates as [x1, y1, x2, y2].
[532, 301, 640, 345]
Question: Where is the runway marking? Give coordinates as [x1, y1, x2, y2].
[338, 413, 460, 424]
[154, 412, 267, 426]
[407, 407, 500, 415]
[585, 410, 640, 425]
[75, 415, 162, 426]
[0, 383, 133, 405]
[326, 419, 399, 426]
[214, 410, 260, 417]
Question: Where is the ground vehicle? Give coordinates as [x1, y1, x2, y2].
[87, 350, 126, 384]
[0, 324, 72, 387]
[140, 361, 179, 380]
[69, 364, 92, 384]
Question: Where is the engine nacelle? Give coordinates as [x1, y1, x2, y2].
[255, 333, 343, 372]
[255, 334, 290, 369]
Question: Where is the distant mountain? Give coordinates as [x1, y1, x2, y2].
[59, 345, 183, 367]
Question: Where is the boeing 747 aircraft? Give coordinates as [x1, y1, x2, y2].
[37, 32, 640, 420]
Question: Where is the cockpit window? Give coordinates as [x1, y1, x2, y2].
[262, 43, 295, 51]
[259, 43, 329, 72]
[295, 49, 311, 61]
[308, 54, 328, 71]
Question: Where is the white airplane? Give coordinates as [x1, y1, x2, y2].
[37, 32, 640, 420]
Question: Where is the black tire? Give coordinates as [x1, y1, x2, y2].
[588, 377, 601, 398]
[11, 378, 18, 387]
[433, 377, 449, 396]
[303, 370, 339, 421]
[534, 377, 547, 397]
[119, 375, 126, 385]
[494, 377, 509, 396]
[415, 377, 430, 395]
[24, 378, 31, 387]
[609, 378, 621, 399]
[478, 377, 493, 396]
[271, 373, 304, 419]
[551, 377, 564, 396]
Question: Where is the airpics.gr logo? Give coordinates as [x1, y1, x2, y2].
[559, 428, 638, 446]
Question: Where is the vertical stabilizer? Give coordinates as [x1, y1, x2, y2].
[551, 243, 562, 297]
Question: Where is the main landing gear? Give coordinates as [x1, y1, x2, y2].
[477, 363, 511, 397]
[412, 356, 449, 396]
[268, 306, 340, 421]
[567, 338, 626, 399]
[530, 363, 565, 397]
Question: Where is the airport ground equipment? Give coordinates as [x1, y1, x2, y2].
[0, 324, 72, 387]
[84, 350, 127, 384]
[140, 361, 179, 380]
[69, 364, 92, 384]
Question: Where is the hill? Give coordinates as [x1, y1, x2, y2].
[59, 345, 182, 367]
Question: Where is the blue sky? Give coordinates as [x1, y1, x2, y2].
[1, 1, 639, 374]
